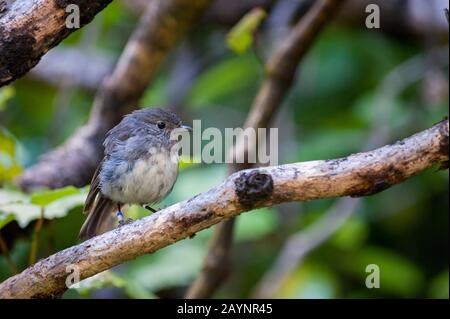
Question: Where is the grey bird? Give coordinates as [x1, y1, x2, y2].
[79, 108, 190, 240]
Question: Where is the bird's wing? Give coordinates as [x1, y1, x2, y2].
[79, 159, 116, 240]
[103, 117, 140, 154]
[85, 118, 138, 213]
[83, 159, 103, 214]
[78, 194, 115, 240]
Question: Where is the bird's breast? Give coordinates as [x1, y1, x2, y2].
[101, 151, 179, 205]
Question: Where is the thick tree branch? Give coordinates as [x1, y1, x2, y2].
[186, 0, 345, 299]
[0, 0, 113, 87]
[17, 0, 212, 191]
[0, 119, 447, 299]
[28, 47, 114, 90]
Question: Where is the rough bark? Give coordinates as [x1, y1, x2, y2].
[0, 0, 113, 87]
[0, 119, 447, 299]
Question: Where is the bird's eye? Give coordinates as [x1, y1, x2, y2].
[157, 121, 166, 129]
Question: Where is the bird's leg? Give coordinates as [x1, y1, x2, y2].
[144, 205, 158, 213]
[117, 204, 124, 223]
[117, 203, 134, 226]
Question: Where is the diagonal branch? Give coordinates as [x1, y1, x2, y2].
[17, 0, 212, 191]
[0, 0, 113, 87]
[253, 48, 450, 298]
[0, 119, 447, 299]
[185, 0, 345, 299]
[28, 47, 115, 91]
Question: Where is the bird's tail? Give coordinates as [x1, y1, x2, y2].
[79, 195, 116, 240]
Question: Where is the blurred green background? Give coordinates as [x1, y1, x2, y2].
[0, 1, 448, 298]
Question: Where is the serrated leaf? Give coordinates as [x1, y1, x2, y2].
[226, 7, 267, 54]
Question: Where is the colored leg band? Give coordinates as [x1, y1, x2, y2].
[117, 210, 124, 222]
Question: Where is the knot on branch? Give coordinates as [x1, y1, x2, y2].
[234, 170, 273, 208]
[438, 117, 449, 156]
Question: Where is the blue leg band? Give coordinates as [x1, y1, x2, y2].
[117, 210, 124, 222]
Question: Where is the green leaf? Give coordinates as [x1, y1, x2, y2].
[0, 86, 15, 111]
[0, 213, 15, 229]
[0, 187, 87, 228]
[0, 189, 29, 205]
[226, 8, 267, 54]
[44, 193, 87, 219]
[0, 203, 42, 228]
[0, 127, 23, 182]
[30, 186, 83, 206]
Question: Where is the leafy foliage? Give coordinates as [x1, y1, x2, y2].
[0, 187, 87, 228]
[0, 1, 448, 299]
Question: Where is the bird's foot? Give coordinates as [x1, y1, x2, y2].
[118, 218, 134, 227]
[117, 209, 134, 226]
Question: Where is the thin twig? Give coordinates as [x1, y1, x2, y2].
[46, 219, 56, 257]
[185, 0, 345, 299]
[28, 208, 45, 266]
[0, 232, 18, 275]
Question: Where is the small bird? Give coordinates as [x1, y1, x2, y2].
[79, 108, 191, 240]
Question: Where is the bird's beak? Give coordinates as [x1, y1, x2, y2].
[181, 124, 192, 132]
